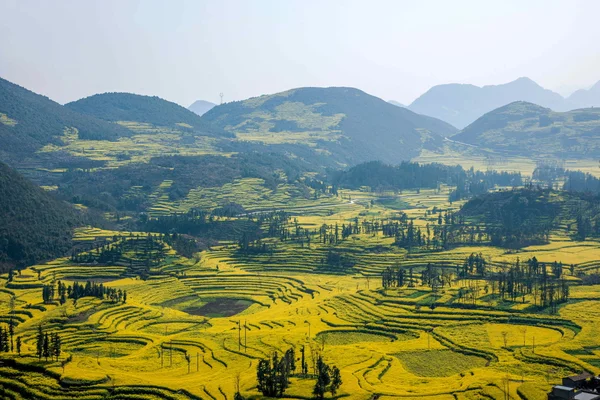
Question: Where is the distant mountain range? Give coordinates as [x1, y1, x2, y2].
[408, 77, 600, 129]
[188, 100, 216, 116]
[453, 101, 600, 158]
[201, 86, 457, 165]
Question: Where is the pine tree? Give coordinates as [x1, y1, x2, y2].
[43, 333, 50, 361]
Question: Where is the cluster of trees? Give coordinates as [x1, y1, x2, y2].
[42, 280, 127, 305]
[36, 325, 61, 361]
[330, 161, 521, 202]
[380, 254, 571, 312]
[0, 324, 18, 354]
[255, 348, 341, 399]
[490, 257, 570, 311]
[564, 170, 600, 194]
[532, 162, 565, 188]
[256, 348, 296, 397]
[449, 168, 522, 201]
[457, 187, 557, 248]
[313, 356, 342, 400]
[71, 234, 168, 278]
[330, 161, 464, 191]
[382, 267, 414, 288]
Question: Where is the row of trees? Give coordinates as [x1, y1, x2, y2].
[42, 280, 127, 305]
[36, 325, 61, 361]
[0, 324, 20, 354]
[380, 255, 571, 312]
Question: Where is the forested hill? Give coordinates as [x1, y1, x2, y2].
[0, 161, 80, 270]
[457, 187, 600, 247]
[201, 87, 457, 165]
[0, 77, 131, 161]
[453, 101, 600, 158]
[66, 93, 228, 137]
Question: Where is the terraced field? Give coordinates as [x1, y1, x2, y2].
[1, 187, 600, 400]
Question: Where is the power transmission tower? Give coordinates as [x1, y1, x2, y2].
[219, 92, 224, 105]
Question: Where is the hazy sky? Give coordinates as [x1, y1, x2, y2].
[1, 0, 600, 107]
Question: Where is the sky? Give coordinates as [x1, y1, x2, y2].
[1, 0, 600, 107]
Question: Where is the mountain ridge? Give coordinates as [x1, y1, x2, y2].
[66, 92, 226, 137]
[188, 99, 216, 116]
[201, 86, 457, 165]
[408, 77, 570, 129]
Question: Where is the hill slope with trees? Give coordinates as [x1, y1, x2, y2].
[453, 101, 600, 158]
[0, 77, 131, 163]
[201, 87, 457, 165]
[66, 93, 227, 137]
[0, 161, 80, 270]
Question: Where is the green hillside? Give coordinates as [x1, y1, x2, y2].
[0, 77, 131, 162]
[66, 92, 228, 137]
[201, 87, 457, 165]
[0, 161, 79, 270]
[453, 101, 600, 157]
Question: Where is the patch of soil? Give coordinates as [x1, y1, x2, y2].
[184, 298, 252, 317]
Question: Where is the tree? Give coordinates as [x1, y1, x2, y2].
[330, 366, 342, 396]
[43, 333, 50, 361]
[16, 336, 21, 356]
[51, 332, 61, 361]
[313, 356, 330, 400]
[36, 325, 44, 360]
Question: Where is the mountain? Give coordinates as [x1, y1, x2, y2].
[0, 161, 79, 269]
[66, 93, 226, 137]
[408, 77, 568, 129]
[388, 100, 405, 108]
[453, 101, 600, 158]
[0, 77, 131, 162]
[201, 87, 457, 165]
[567, 80, 600, 109]
[188, 99, 216, 116]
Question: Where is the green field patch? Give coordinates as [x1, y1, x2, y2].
[183, 298, 253, 318]
[393, 349, 487, 377]
[140, 322, 199, 335]
[71, 338, 146, 358]
[375, 197, 412, 210]
[316, 330, 397, 346]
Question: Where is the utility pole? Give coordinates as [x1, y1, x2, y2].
[244, 320, 248, 352]
[170, 340, 173, 367]
[236, 321, 241, 351]
[305, 320, 311, 338]
[197, 352, 199, 372]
